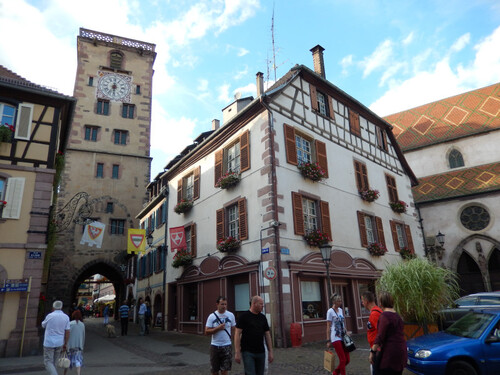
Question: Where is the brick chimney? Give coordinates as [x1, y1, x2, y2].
[310, 45, 325, 78]
[256, 72, 264, 97]
[212, 119, 220, 131]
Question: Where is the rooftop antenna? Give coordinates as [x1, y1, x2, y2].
[271, 4, 277, 82]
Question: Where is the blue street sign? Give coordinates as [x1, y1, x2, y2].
[280, 248, 290, 255]
[0, 279, 30, 293]
[28, 251, 42, 259]
[261, 247, 269, 254]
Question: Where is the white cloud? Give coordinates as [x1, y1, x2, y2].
[234, 66, 249, 80]
[235, 83, 256, 97]
[215, 0, 260, 33]
[379, 62, 406, 87]
[361, 39, 394, 77]
[340, 54, 354, 76]
[402, 32, 414, 45]
[450, 33, 470, 53]
[217, 83, 231, 103]
[238, 47, 250, 57]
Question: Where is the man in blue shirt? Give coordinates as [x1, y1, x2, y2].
[138, 298, 146, 336]
[119, 300, 129, 336]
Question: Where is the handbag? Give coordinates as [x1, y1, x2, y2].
[57, 351, 70, 369]
[323, 349, 336, 372]
[343, 333, 356, 352]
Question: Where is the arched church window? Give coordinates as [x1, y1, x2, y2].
[460, 205, 490, 231]
[449, 149, 464, 169]
[110, 52, 123, 70]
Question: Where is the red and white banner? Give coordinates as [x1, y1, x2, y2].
[80, 221, 105, 248]
[169, 226, 186, 252]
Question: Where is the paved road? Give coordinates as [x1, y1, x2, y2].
[0, 317, 413, 374]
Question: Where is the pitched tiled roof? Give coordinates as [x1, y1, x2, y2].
[384, 83, 500, 151]
[413, 162, 500, 203]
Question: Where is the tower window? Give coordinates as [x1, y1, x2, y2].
[449, 149, 465, 169]
[110, 52, 123, 70]
[97, 100, 109, 115]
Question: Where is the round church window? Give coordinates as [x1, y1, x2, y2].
[460, 205, 490, 231]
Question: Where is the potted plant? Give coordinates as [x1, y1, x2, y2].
[0, 200, 6, 218]
[367, 242, 387, 256]
[303, 230, 331, 247]
[217, 236, 241, 252]
[400, 247, 416, 261]
[171, 248, 194, 268]
[376, 257, 459, 339]
[359, 189, 380, 202]
[174, 199, 193, 214]
[297, 162, 327, 182]
[0, 124, 14, 144]
[390, 200, 408, 213]
[216, 171, 240, 189]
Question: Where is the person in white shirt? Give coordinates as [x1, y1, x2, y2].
[64, 310, 85, 375]
[205, 296, 236, 375]
[41, 300, 70, 375]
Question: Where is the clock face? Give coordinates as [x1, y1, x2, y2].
[97, 73, 131, 101]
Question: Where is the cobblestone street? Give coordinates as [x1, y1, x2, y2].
[0, 317, 412, 374]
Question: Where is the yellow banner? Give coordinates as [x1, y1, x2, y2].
[127, 229, 146, 254]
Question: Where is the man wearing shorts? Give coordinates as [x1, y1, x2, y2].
[205, 296, 236, 375]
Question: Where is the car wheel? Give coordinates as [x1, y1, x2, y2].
[447, 360, 477, 375]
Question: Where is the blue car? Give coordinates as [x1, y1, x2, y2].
[406, 309, 500, 375]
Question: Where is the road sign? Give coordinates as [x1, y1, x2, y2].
[261, 247, 269, 254]
[0, 279, 30, 292]
[28, 251, 42, 259]
[280, 247, 290, 255]
[264, 266, 277, 280]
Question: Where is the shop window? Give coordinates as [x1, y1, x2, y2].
[214, 131, 250, 186]
[284, 124, 328, 178]
[177, 167, 200, 203]
[216, 198, 248, 244]
[357, 211, 386, 248]
[390, 220, 415, 252]
[301, 280, 324, 319]
[291, 191, 332, 238]
[184, 284, 198, 321]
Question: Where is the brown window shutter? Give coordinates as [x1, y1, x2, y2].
[328, 95, 335, 120]
[310, 84, 318, 111]
[315, 140, 328, 178]
[216, 208, 224, 243]
[292, 192, 304, 235]
[349, 109, 360, 137]
[190, 223, 197, 257]
[214, 150, 223, 187]
[177, 179, 182, 204]
[284, 123, 298, 165]
[361, 163, 369, 190]
[385, 174, 398, 202]
[376, 216, 386, 247]
[404, 224, 414, 253]
[354, 161, 363, 191]
[193, 166, 200, 200]
[238, 198, 248, 240]
[357, 211, 368, 247]
[390, 220, 400, 252]
[240, 130, 250, 172]
[320, 200, 332, 241]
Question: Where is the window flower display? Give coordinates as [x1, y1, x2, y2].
[216, 171, 240, 189]
[303, 230, 331, 247]
[171, 248, 194, 268]
[367, 242, 387, 256]
[217, 236, 241, 252]
[400, 247, 416, 261]
[0, 124, 14, 144]
[389, 200, 408, 213]
[297, 162, 327, 182]
[359, 189, 380, 202]
[174, 199, 193, 214]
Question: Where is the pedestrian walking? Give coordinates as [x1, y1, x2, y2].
[205, 296, 236, 375]
[138, 298, 146, 336]
[145, 301, 152, 334]
[41, 300, 70, 375]
[103, 304, 110, 325]
[234, 295, 273, 375]
[64, 310, 85, 375]
[326, 293, 350, 375]
[362, 291, 383, 375]
[369, 291, 407, 375]
[119, 300, 129, 336]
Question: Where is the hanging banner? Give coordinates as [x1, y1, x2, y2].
[127, 228, 146, 254]
[80, 221, 105, 248]
[170, 226, 186, 252]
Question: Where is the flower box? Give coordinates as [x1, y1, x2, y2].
[367, 242, 387, 256]
[217, 236, 241, 252]
[0, 200, 6, 218]
[400, 247, 416, 261]
[174, 199, 193, 214]
[216, 171, 240, 189]
[303, 230, 331, 247]
[297, 162, 327, 182]
[359, 189, 380, 202]
[0, 124, 14, 144]
[172, 248, 194, 268]
[390, 200, 408, 213]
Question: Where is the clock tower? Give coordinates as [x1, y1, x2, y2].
[46, 28, 156, 310]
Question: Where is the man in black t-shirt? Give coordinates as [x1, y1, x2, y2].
[234, 296, 273, 375]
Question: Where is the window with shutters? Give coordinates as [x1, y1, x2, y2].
[349, 109, 361, 136]
[216, 198, 248, 245]
[449, 149, 465, 169]
[0, 102, 16, 126]
[309, 84, 334, 120]
[284, 124, 329, 178]
[0, 176, 6, 218]
[1, 177, 25, 219]
[357, 211, 386, 248]
[214, 131, 250, 187]
[177, 167, 200, 204]
[390, 220, 414, 253]
[184, 223, 197, 257]
[376, 127, 388, 151]
[354, 160, 369, 191]
[291, 191, 332, 239]
[85, 126, 99, 141]
[1, 102, 33, 141]
[385, 174, 399, 203]
[316, 91, 328, 116]
[110, 51, 123, 70]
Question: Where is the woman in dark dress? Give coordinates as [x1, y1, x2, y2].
[369, 291, 407, 375]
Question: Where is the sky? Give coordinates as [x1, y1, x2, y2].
[1, 0, 499, 179]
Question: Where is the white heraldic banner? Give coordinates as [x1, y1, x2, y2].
[80, 221, 106, 248]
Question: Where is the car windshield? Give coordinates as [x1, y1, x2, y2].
[446, 312, 495, 339]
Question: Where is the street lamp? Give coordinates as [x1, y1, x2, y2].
[146, 232, 153, 247]
[319, 244, 333, 304]
[436, 231, 445, 247]
[426, 231, 445, 261]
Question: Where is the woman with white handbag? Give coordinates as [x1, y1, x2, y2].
[326, 294, 351, 375]
[64, 310, 86, 375]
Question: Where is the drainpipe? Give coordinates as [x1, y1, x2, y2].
[162, 186, 169, 331]
[259, 96, 287, 348]
[416, 205, 428, 257]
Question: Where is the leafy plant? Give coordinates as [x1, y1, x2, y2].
[359, 189, 380, 202]
[297, 162, 327, 182]
[390, 200, 408, 213]
[0, 124, 14, 143]
[303, 230, 331, 247]
[174, 199, 193, 214]
[217, 236, 241, 252]
[400, 247, 416, 260]
[367, 242, 387, 256]
[377, 258, 459, 326]
[216, 171, 240, 189]
[172, 248, 194, 268]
